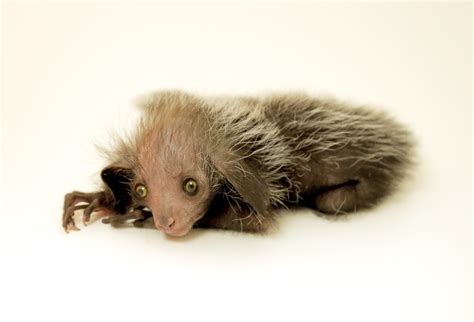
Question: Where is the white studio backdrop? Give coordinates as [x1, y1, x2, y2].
[1, 2, 472, 322]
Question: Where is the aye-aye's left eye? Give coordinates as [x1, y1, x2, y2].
[183, 178, 198, 196]
[134, 183, 148, 199]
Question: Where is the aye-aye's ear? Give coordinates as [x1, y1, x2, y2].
[213, 158, 270, 214]
[101, 166, 134, 214]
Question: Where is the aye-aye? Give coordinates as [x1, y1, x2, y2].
[62, 90, 414, 237]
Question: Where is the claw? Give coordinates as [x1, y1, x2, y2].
[62, 204, 87, 232]
[82, 199, 100, 226]
[66, 222, 80, 232]
[62, 191, 114, 233]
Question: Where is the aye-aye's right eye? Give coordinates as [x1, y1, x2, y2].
[182, 178, 198, 196]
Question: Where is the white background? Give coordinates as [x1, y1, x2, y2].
[1, 2, 472, 321]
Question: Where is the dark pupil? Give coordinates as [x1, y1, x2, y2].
[187, 181, 195, 191]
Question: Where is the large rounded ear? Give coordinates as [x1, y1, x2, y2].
[212, 157, 270, 214]
[101, 166, 134, 214]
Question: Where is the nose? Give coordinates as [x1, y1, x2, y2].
[156, 216, 175, 230]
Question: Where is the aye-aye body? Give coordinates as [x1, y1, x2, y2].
[62, 91, 414, 237]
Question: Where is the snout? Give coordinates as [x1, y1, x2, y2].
[155, 215, 175, 230]
[153, 215, 191, 237]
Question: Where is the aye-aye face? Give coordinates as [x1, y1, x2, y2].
[133, 125, 217, 237]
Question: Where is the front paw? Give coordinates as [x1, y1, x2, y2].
[62, 191, 113, 232]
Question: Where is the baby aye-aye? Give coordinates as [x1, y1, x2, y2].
[62, 90, 414, 237]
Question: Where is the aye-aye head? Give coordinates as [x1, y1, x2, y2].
[100, 91, 271, 237]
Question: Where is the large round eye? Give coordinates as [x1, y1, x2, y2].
[134, 184, 148, 199]
[183, 178, 198, 196]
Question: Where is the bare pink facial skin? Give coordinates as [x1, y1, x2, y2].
[135, 122, 213, 237]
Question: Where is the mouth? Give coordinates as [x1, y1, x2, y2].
[165, 226, 192, 237]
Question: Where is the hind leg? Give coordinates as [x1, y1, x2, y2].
[299, 154, 397, 215]
[313, 180, 363, 214]
[310, 172, 392, 215]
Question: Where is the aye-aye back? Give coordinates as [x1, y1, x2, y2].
[62, 90, 415, 237]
